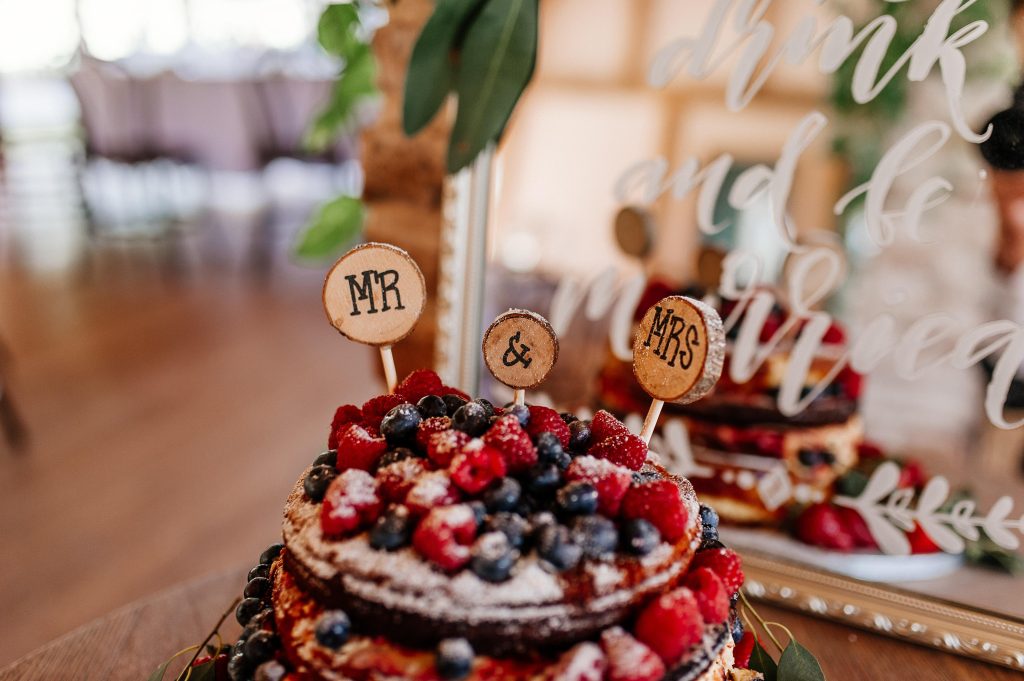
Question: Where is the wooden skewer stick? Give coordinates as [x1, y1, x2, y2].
[380, 345, 398, 394]
[513, 389, 526, 406]
[639, 399, 664, 445]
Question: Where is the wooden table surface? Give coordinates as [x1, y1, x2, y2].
[1, 566, 1019, 681]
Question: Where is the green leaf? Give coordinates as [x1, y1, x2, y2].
[305, 44, 378, 151]
[750, 638, 779, 681]
[146, 659, 171, 681]
[318, 4, 361, 59]
[777, 640, 826, 681]
[294, 195, 365, 260]
[402, 0, 487, 136]
[446, 0, 538, 173]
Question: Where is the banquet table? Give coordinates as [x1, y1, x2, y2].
[0, 567, 1018, 681]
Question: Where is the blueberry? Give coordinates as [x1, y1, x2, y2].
[536, 524, 583, 571]
[556, 481, 598, 516]
[381, 404, 423, 446]
[227, 652, 252, 681]
[451, 402, 489, 436]
[258, 543, 283, 566]
[236, 597, 263, 626]
[313, 450, 337, 468]
[700, 538, 726, 552]
[369, 508, 413, 551]
[631, 470, 661, 485]
[731, 613, 745, 644]
[417, 394, 448, 418]
[304, 464, 337, 502]
[243, 630, 278, 664]
[468, 500, 487, 528]
[821, 451, 837, 466]
[568, 420, 591, 452]
[249, 608, 275, 631]
[505, 404, 530, 427]
[702, 524, 720, 545]
[485, 512, 531, 550]
[536, 432, 570, 469]
[529, 511, 557, 531]
[474, 398, 496, 419]
[570, 515, 619, 559]
[443, 393, 468, 416]
[797, 448, 822, 467]
[436, 638, 474, 679]
[377, 447, 419, 469]
[315, 610, 351, 649]
[526, 463, 562, 497]
[559, 412, 579, 425]
[254, 660, 287, 681]
[470, 532, 517, 582]
[247, 564, 270, 581]
[699, 505, 720, 529]
[620, 518, 661, 556]
[483, 477, 521, 513]
[244, 576, 272, 600]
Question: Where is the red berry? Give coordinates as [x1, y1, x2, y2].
[590, 410, 629, 445]
[395, 369, 444, 403]
[412, 504, 477, 571]
[837, 506, 877, 549]
[621, 481, 688, 542]
[483, 415, 538, 474]
[733, 632, 755, 669]
[795, 503, 854, 552]
[588, 433, 648, 471]
[449, 441, 507, 494]
[822, 322, 846, 344]
[416, 416, 452, 451]
[683, 567, 729, 624]
[634, 588, 704, 664]
[427, 429, 470, 467]
[690, 547, 744, 594]
[857, 441, 884, 459]
[406, 470, 461, 515]
[600, 627, 665, 681]
[566, 455, 632, 516]
[908, 523, 941, 554]
[192, 654, 212, 667]
[525, 406, 571, 449]
[335, 424, 388, 472]
[839, 367, 863, 400]
[328, 404, 362, 449]
[899, 459, 927, 489]
[361, 394, 408, 431]
[548, 642, 607, 681]
[376, 458, 428, 503]
[321, 469, 381, 537]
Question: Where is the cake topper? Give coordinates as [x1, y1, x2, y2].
[633, 295, 725, 444]
[614, 206, 656, 259]
[482, 309, 559, 406]
[322, 242, 427, 393]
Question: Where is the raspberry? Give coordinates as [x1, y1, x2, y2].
[483, 415, 538, 474]
[427, 429, 470, 467]
[395, 369, 444, 403]
[683, 567, 729, 624]
[360, 394, 408, 431]
[566, 455, 632, 516]
[412, 504, 478, 571]
[690, 547, 744, 594]
[795, 503, 854, 551]
[733, 632, 755, 669]
[621, 480, 688, 542]
[406, 470, 461, 515]
[450, 441, 507, 494]
[525, 406, 571, 449]
[335, 424, 388, 472]
[633, 588, 704, 664]
[376, 457, 428, 503]
[600, 627, 665, 681]
[548, 642, 607, 681]
[416, 416, 452, 451]
[328, 404, 362, 449]
[590, 410, 629, 445]
[837, 506, 877, 549]
[588, 433, 648, 471]
[320, 470, 381, 537]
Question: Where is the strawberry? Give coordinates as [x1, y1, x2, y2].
[795, 503, 854, 551]
[395, 369, 444, 403]
[483, 415, 538, 474]
[857, 441, 885, 459]
[683, 567, 729, 624]
[375, 458, 428, 503]
[690, 547, 744, 594]
[621, 481, 688, 541]
[566, 455, 632, 516]
[908, 523, 941, 554]
[405, 470, 461, 515]
[335, 424, 388, 472]
[450, 441, 507, 494]
[416, 416, 451, 451]
[412, 504, 477, 571]
[525, 405, 571, 449]
[427, 429, 470, 467]
[899, 459, 927, 490]
[837, 506, 877, 549]
[822, 322, 846, 344]
[733, 632, 755, 669]
[590, 410, 629, 445]
[361, 394, 408, 431]
[634, 588, 704, 664]
[548, 642, 607, 681]
[328, 404, 362, 449]
[588, 433, 648, 471]
[320, 469, 381, 537]
[600, 627, 665, 681]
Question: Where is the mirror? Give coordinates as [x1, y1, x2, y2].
[439, 0, 1024, 667]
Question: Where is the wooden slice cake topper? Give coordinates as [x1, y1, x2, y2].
[614, 206, 656, 259]
[482, 309, 559, 405]
[322, 242, 427, 393]
[633, 295, 725, 442]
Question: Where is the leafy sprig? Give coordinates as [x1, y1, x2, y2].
[740, 590, 827, 681]
[145, 597, 240, 681]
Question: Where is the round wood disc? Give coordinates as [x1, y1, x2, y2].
[633, 295, 725, 404]
[614, 206, 655, 258]
[322, 242, 426, 346]
[482, 310, 559, 390]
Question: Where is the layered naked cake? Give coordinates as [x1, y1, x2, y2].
[226, 370, 755, 681]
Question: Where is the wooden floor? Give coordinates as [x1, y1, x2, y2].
[0, 250, 379, 664]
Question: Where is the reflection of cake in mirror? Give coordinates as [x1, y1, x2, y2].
[230, 370, 758, 680]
